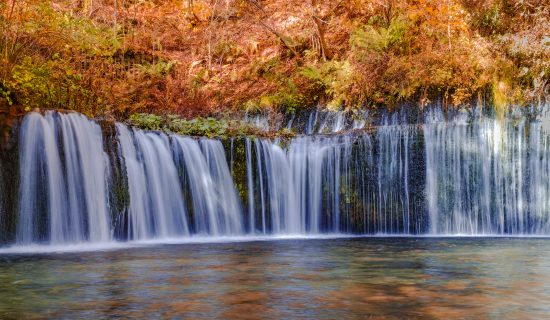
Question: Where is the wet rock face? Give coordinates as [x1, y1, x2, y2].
[0, 116, 20, 244]
[100, 120, 131, 240]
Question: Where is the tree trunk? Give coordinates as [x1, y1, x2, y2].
[310, 0, 332, 60]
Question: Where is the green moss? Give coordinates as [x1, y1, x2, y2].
[167, 116, 229, 138]
[127, 112, 297, 138]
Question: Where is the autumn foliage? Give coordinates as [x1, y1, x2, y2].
[0, 0, 549, 119]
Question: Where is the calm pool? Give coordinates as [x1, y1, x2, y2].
[1, 237, 549, 319]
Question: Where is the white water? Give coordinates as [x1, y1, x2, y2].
[424, 108, 550, 234]
[376, 114, 413, 234]
[172, 136, 243, 235]
[246, 118, 417, 235]
[117, 125, 190, 239]
[7, 106, 550, 249]
[251, 140, 300, 234]
[248, 109, 372, 134]
[17, 112, 110, 244]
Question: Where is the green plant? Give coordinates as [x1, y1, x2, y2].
[0, 85, 13, 107]
[128, 113, 163, 130]
[300, 60, 353, 109]
[167, 116, 228, 137]
[134, 60, 175, 78]
[350, 17, 409, 54]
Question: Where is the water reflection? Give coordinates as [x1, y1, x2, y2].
[1, 238, 550, 319]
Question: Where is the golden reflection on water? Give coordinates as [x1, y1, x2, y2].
[1, 238, 550, 319]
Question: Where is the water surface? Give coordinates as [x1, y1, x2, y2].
[1, 238, 549, 319]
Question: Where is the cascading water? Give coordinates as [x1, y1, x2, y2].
[376, 114, 415, 234]
[248, 139, 299, 234]
[4, 105, 550, 248]
[172, 136, 243, 235]
[424, 108, 550, 234]
[17, 112, 111, 244]
[242, 130, 418, 235]
[246, 108, 372, 134]
[286, 135, 352, 233]
[116, 124, 191, 240]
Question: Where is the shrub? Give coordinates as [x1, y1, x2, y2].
[128, 113, 163, 130]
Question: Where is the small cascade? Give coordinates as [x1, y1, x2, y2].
[117, 125, 190, 239]
[352, 110, 368, 130]
[287, 135, 352, 233]
[306, 110, 318, 134]
[316, 111, 348, 134]
[244, 113, 270, 132]
[375, 114, 415, 234]
[172, 137, 243, 235]
[248, 140, 299, 234]
[246, 109, 374, 134]
[424, 107, 550, 234]
[17, 112, 111, 244]
[331, 112, 346, 133]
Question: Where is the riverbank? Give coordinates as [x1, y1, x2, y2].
[1, 0, 549, 122]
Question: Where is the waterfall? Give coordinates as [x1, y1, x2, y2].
[117, 125, 190, 239]
[245, 139, 255, 233]
[172, 136, 243, 235]
[376, 114, 414, 234]
[287, 135, 349, 233]
[423, 108, 550, 234]
[287, 136, 325, 233]
[7, 106, 550, 248]
[17, 112, 111, 244]
[246, 130, 415, 234]
[251, 140, 299, 234]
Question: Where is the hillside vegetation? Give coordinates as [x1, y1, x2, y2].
[1, 0, 549, 121]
